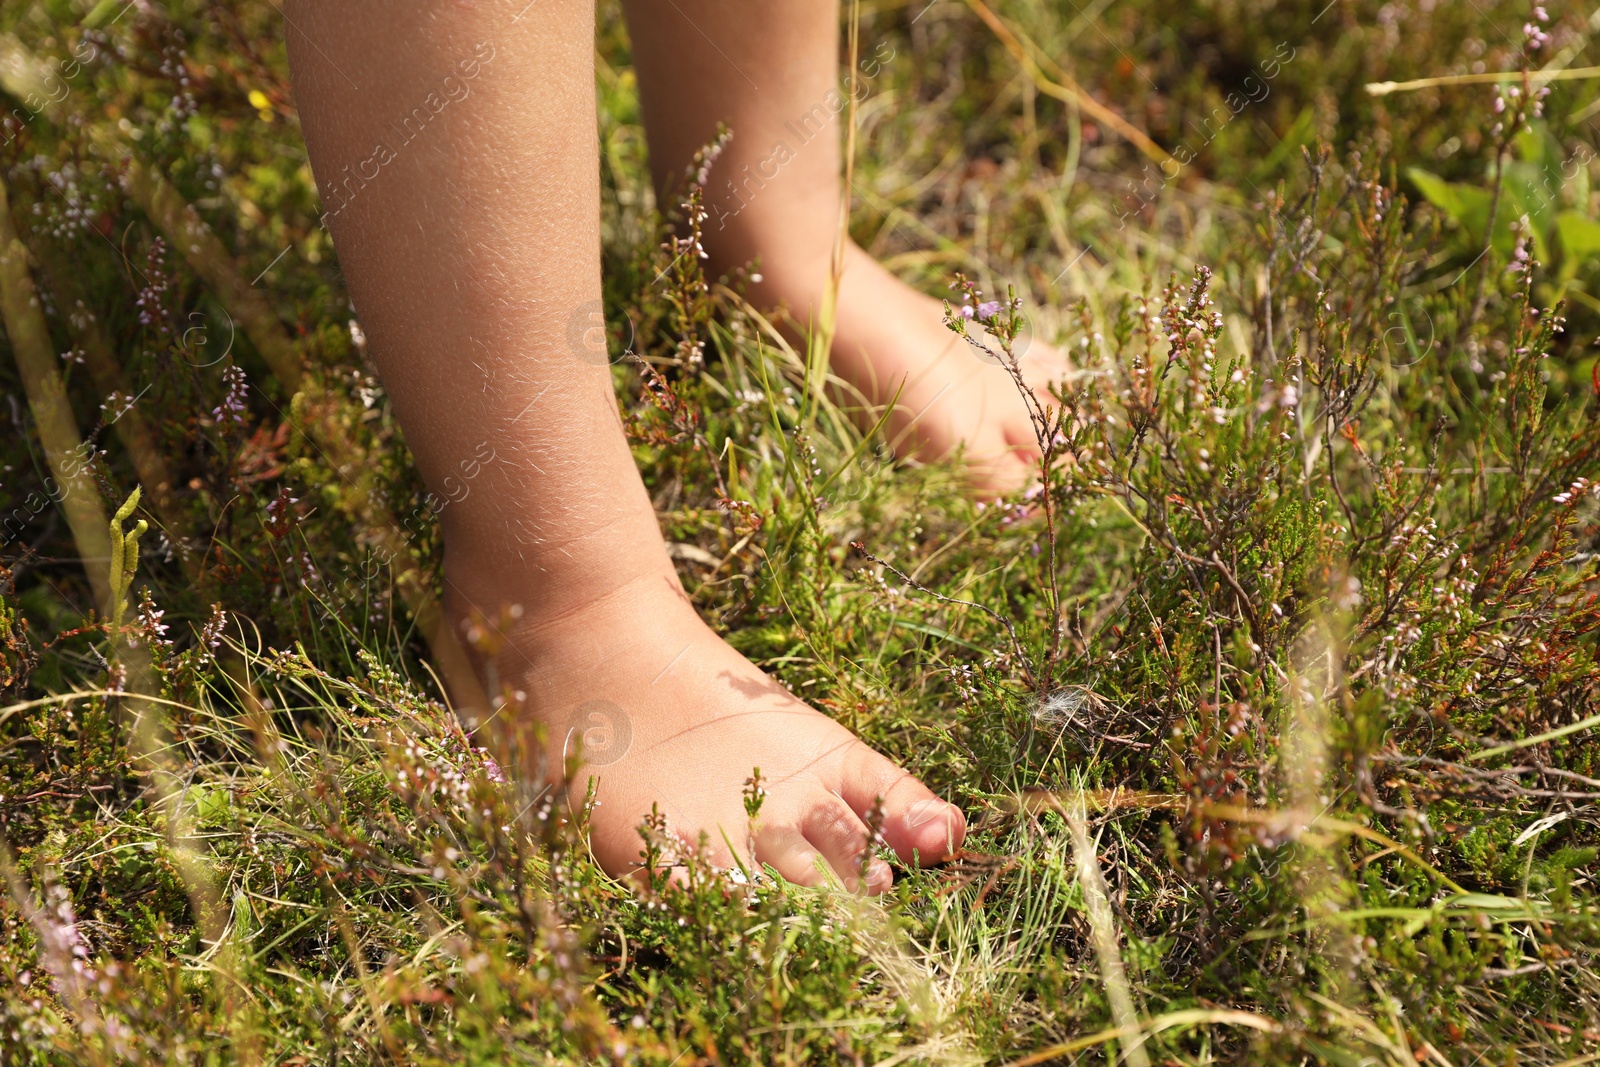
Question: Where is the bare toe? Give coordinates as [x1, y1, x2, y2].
[755, 823, 830, 888]
[802, 794, 892, 893]
[839, 743, 967, 865]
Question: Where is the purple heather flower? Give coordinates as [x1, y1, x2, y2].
[213, 365, 249, 425]
[135, 238, 173, 335]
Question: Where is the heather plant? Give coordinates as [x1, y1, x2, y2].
[3, 0, 1600, 1064]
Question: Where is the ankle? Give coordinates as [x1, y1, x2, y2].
[441, 527, 680, 640]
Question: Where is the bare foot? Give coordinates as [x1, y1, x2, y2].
[291, 0, 967, 899]
[619, 0, 1068, 492]
[768, 243, 1071, 494]
[452, 564, 967, 893]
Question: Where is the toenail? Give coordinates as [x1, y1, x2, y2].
[905, 798, 953, 830]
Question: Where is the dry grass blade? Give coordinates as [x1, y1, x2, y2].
[1366, 64, 1600, 95]
[27, 225, 179, 526]
[1065, 790, 1150, 1067]
[0, 169, 113, 613]
[998, 1009, 1282, 1067]
[961, 0, 1174, 169]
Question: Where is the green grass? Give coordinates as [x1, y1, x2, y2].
[3, 0, 1600, 1063]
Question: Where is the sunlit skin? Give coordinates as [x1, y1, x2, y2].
[623, 0, 1071, 490]
[285, 0, 1063, 890]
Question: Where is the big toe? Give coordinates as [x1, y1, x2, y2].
[840, 743, 967, 865]
[892, 795, 967, 863]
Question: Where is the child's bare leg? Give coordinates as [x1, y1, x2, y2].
[623, 0, 1069, 490]
[285, 0, 963, 891]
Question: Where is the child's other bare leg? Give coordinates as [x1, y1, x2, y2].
[285, 0, 964, 891]
[623, 0, 1070, 491]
